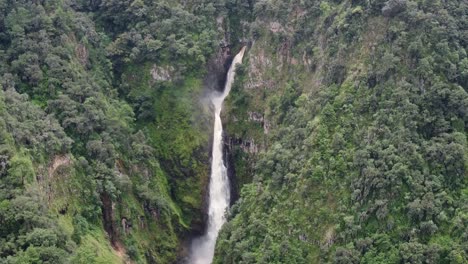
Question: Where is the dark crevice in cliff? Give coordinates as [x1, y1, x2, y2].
[204, 47, 233, 94]
[101, 192, 117, 247]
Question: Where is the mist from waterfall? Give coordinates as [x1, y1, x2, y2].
[189, 47, 246, 264]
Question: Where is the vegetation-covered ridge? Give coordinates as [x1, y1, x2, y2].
[217, 0, 467, 263]
[0, 0, 466, 263]
[0, 0, 227, 263]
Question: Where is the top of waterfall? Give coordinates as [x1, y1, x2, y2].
[222, 46, 246, 97]
[212, 46, 247, 109]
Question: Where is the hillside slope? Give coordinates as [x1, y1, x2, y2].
[0, 1, 223, 263]
[0, 0, 466, 263]
[217, 0, 467, 263]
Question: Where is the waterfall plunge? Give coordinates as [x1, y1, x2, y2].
[190, 47, 246, 264]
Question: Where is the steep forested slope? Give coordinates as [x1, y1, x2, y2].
[217, 0, 467, 263]
[0, 0, 223, 263]
[0, 0, 466, 264]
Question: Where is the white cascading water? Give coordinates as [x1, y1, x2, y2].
[190, 47, 246, 264]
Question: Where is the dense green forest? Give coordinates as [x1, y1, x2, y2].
[217, 0, 468, 263]
[0, 0, 466, 263]
[0, 0, 221, 263]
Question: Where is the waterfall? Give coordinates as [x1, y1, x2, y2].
[190, 47, 246, 264]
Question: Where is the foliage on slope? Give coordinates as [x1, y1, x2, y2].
[0, 0, 223, 263]
[1, 0, 466, 263]
[217, 0, 467, 263]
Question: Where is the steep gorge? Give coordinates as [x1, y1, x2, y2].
[190, 46, 246, 264]
[0, 1, 466, 264]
